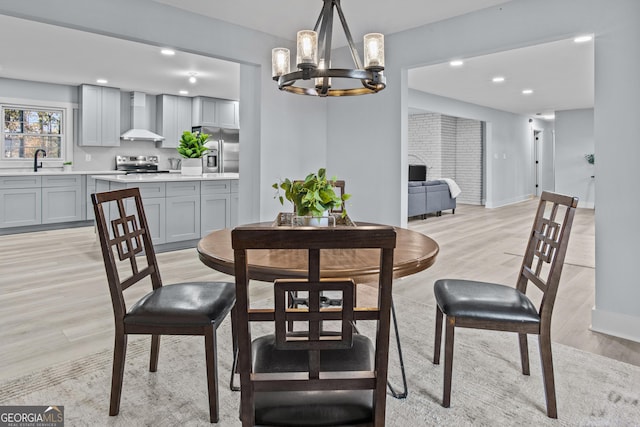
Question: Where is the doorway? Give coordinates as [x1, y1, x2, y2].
[532, 127, 555, 196]
[534, 129, 542, 196]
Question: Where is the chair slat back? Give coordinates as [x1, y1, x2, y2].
[516, 191, 578, 324]
[92, 188, 162, 320]
[232, 225, 396, 425]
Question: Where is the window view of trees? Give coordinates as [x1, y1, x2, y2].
[3, 107, 63, 159]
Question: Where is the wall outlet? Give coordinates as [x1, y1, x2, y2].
[85, 154, 91, 162]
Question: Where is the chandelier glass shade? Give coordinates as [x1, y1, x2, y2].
[271, 0, 386, 97]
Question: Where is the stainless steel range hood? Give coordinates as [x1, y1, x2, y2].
[120, 92, 164, 141]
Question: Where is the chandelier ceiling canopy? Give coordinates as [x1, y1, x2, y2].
[271, 0, 386, 97]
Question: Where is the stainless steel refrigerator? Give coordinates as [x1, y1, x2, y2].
[193, 126, 239, 173]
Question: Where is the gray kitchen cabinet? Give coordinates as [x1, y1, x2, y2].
[201, 179, 231, 235]
[42, 186, 82, 224]
[166, 195, 201, 242]
[86, 177, 97, 220]
[0, 187, 42, 227]
[41, 175, 82, 224]
[201, 193, 229, 235]
[110, 182, 166, 244]
[192, 97, 239, 129]
[216, 99, 239, 129]
[156, 94, 192, 148]
[0, 176, 41, 229]
[166, 181, 201, 242]
[88, 176, 119, 221]
[78, 84, 121, 146]
[230, 180, 239, 229]
[134, 197, 166, 244]
[0, 175, 41, 188]
[0, 175, 85, 228]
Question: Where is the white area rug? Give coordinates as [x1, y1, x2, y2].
[1, 293, 638, 426]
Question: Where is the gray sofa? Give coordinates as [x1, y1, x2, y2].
[408, 180, 456, 219]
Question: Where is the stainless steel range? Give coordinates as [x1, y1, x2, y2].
[115, 155, 170, 174]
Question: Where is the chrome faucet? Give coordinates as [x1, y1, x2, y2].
[34, 149, 46, 172]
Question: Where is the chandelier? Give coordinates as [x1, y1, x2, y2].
[271, 0, 386, 97]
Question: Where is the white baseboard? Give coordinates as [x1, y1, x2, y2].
[485, 194, 534, 209]
[591, 307, 640, 343]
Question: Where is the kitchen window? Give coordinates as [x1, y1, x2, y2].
[2, 105, 64, 160]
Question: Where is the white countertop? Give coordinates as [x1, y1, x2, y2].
[0, 170, 126, 176]
[92, 172, 239, 183]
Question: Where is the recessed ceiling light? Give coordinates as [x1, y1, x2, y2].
[449, 60, 464, 67]
[574, 35, 593, 43]
[96, 79, 108, 84]
[179, 90, 189, 95]
[492, 76, 505, 83]
[188, 72, 198, 84]
[542, 114, 555, 120]
[161, 49, 176, 56]
[522, 89, 533, 95]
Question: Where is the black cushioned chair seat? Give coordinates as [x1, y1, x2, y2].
[252, 334, 374, 426]
[124, 282, 235, 326]
[434, 279, 540, 324]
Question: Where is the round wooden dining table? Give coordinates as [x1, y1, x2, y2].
[197, 221, 439, 399]
[197, 222, 439, 284]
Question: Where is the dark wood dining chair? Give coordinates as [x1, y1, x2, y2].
[287, 179, 346, 328]
[232, 225, 396, 426]
[432, 191, 578, 418]
[91, 188, 235, 423]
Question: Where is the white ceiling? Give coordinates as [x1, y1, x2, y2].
[408, 37, 594, 117]
[0, 0, 594, 117]
[152, 0, 512, 47]
[0, 15, 240, 100]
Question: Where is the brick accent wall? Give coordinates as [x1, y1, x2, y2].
[409, 113, 483, 205]
[441, 115, 457, 179]
[408, 113, 441, 179]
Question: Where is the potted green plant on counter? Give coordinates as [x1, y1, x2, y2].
[177, 130, 209, 175]
[273, 168, 351, 225]
[62, 161, 72, 172]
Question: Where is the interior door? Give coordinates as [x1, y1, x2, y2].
[534, 130, 542, 196]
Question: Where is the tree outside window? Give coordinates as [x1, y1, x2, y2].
[3, 106, 63, 159]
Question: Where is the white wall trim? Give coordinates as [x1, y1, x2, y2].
[0, 96, 77, 169]
[485, 194, 533, 209]
[591, 306, 640, 343]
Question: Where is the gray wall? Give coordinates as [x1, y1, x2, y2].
[554, 109, 595, 208]
[326, 0, 640, 342]
[0, 78, 77, 103]
[2, 0, 640, 342]
[0, 0, 328, 225]
[408, 90, 551, 208]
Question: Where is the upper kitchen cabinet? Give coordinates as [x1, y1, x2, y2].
[192, 96, 239, 129]
[78, 84, 121, 146]
[156, 94, 192, 148]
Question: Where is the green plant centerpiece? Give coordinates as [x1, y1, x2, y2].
[273, 168, 351, 218]
[177, 130, 209, 158]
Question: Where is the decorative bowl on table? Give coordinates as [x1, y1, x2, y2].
[273, 212, 356, 227]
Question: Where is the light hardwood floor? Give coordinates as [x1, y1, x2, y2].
[1, 198, 639, 382]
